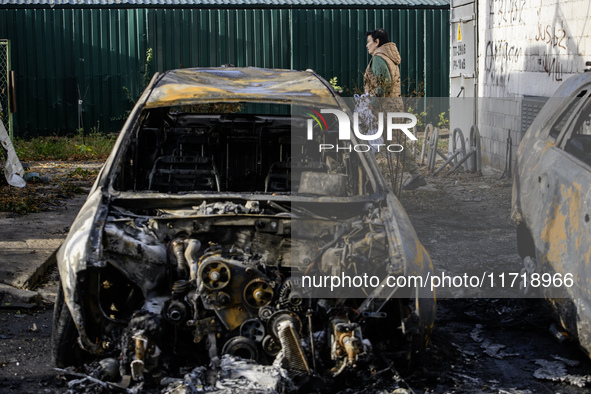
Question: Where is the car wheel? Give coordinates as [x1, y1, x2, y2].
[52, 282, 87, 367]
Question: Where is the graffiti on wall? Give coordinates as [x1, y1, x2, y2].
[485, 4, 573, 85]
[485, 40, 522, 85]
[533, 8, 569, 81]
[540, 52, 563, 81]
[489, 0, 527, 27]
[535, 22, 567, 50]
[485, 0, 525, 87]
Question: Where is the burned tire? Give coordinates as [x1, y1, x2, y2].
[52, 282, 87, 367]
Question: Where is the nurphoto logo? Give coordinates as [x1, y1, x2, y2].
[306, 109, 418, 153]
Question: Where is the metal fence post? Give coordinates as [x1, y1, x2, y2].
[0, 39, 12, 140]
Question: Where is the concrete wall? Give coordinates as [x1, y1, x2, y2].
[476, 0, 590, 171]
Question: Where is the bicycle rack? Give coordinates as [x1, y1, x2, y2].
[420, 124, 481, 176]
[420, 124, 449, 172]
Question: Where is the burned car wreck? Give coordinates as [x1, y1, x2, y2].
[513, 71, 591, 357]
[53, 68, 435, 390]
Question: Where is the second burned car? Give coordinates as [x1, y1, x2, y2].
[53, 67, 436, 389]
[513, 71, 591, 359]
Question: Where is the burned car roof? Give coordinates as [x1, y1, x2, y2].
[145, 67, 342, 109]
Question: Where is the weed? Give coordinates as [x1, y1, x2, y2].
[329, 77, 343, 94]
[58, 182, 85, 195]
[0, 197, 42, 214]
[14, 131, 116, 161]
[75, 143, 93, 155]
[438, 112, 450, 129]
[67, 167, 99, 180]
[144, 48, 154, 88]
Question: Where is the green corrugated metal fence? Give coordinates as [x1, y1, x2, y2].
[0, 6, 449, 137]
[291, 8, 449, 97]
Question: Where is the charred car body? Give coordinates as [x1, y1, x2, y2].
[513, 71, 591, 355]
[53, 68, 435, 388]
